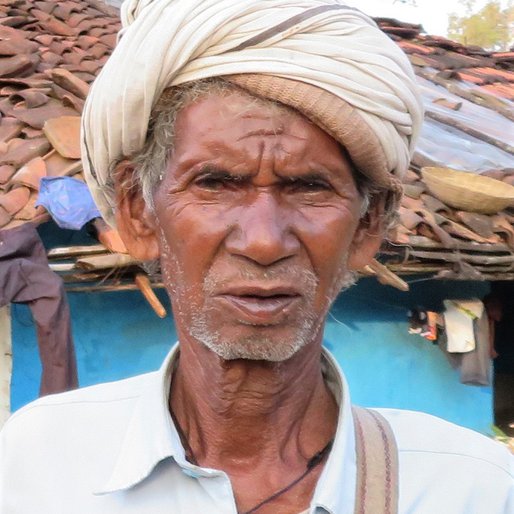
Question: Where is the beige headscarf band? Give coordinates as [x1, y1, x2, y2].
[81, 0, 424, 226]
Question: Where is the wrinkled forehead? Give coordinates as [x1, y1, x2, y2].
[174, 90, 320, 144]
[169, 91, 355, 179]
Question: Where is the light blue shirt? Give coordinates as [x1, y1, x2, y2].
[1, 345, 512, 513]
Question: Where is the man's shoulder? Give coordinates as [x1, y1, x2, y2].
[374, 407, 513, 475]
[3, 371, 156, 434]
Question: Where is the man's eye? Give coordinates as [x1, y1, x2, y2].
[195, 177, 224, 190]
[194, 175, 234, 190]
[287, 179, 331, 193]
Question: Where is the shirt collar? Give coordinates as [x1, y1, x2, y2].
[93, 344, 181, 495]
[94, 344, 357, 514]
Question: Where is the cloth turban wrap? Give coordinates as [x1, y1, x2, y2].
[81, 0, 424, 227]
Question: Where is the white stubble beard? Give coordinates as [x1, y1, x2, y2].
[189, 266, 357, 362]
[158, 224, 357, 362]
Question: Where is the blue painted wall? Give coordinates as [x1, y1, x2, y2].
[10, 277, 492, 433]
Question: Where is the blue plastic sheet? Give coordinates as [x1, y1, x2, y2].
[36, 176, 101, 230]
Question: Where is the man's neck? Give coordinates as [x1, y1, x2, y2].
[169, 336, 338, 472]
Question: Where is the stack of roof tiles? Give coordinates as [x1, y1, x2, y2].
[0, 0, 118, 234]
[0, 3, 513, 287]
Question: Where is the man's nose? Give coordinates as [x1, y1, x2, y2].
[225, 192, 299, 266]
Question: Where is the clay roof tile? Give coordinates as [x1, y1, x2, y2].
[88, 43, 109, 60]
[9, 88, 49, 108]
[86, 27, 107, 38]
[0, 164, 15, 185]
[37, 17, 77, 37]
[67, 12, 91, 28]
[61, 91, 84, 112]
[0, 184, 30, 215]
[31, 2, 58, 15]
[0, 85, 19, 95]
[0, 53, 39, 78]
[482, 83, 514, 100]
[43, 115, 81, 159]
[10, 98, 78, 129]
[0, 117, 22, 142]
[28, 8, 50, 22]
[0, 136, 50, 167]
[66, 70, 95, 84]
[53, 3, 81, 20]
[8, 155, 45, 190]
[75, 59, 100, 74]
[474, 67, 514, 81]
[43, 148, 81, 177]
[456, 71, 486, 84]
[48, 40, 67, 55]
[32, 33, 54, 46]
[49, 67, 89, 98]
[14, 190, 40, 219]
[0, 36, 37, 56]
[98, 33, 116, 48]
[62, 51, 86, 66]
[76, 34, 98, 50]
[397, 40, 436, 55]
[1, 15, 34, 28]
[39, 50, 62, 68]
[0, 205, 11, 227]
[20, 126, 43, 139]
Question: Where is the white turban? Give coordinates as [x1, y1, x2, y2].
[82, 0, 424, 226]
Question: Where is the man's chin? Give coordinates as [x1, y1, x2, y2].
[200, 336, 309, 362]
[188, 307, 321, 362]
[189, 322, 314, 361]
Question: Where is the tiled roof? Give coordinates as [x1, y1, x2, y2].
[0, 0, 119, 236]
[0, 4, 513, 288]
[375, 18, 514, 282]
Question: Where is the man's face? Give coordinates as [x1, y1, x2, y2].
[151, 92, 368, 361]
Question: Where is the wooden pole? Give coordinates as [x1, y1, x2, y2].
[363, 259, 410, 292]
[134, 273, 167, 318]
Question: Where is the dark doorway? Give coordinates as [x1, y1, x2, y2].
[490, 282, 514, 437]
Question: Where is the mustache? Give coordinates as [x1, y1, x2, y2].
[203, 265, 319, 295]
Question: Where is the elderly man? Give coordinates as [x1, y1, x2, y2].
[1, 1, 512, 513]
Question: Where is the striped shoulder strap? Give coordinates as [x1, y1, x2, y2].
[351, 406, 399, 514]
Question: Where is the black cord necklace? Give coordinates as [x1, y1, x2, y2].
[170, 409, 333, 514]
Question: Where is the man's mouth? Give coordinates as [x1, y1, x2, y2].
[215, 285, 301, 324]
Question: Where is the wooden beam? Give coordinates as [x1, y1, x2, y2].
[75, 253, 139, 271]
[409, 250, 514, 265]
[47, 244, 108, 259]
[394, 236, 512, 254]
[48, 263, 76, 273]
[386, 264, 448, 273]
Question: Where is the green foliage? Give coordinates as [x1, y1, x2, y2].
[448, 0, 513, 50]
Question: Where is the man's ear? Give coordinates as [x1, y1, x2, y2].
[347, 194, 387, 271]
[113, 161, 160, 261]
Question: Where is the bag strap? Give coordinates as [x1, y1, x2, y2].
[352, 406, 399, 514]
